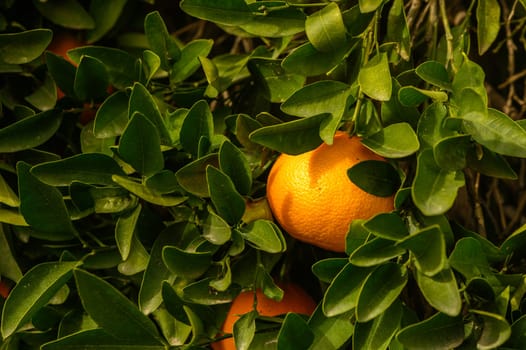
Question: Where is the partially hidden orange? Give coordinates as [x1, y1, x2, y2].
[211, 282, 316, 350]
[0, 280, 11, 299]
[266, 131, 394, 252]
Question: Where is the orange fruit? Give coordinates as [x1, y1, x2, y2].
[266, 131, 394, 252]
[211, 282, 316, 350]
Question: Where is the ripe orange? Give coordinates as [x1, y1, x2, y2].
[0, 280, 11, 299]
[211, 282, 316, 350]
[266, 131, 394, 252]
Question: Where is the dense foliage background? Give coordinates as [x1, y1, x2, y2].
[2, 0, 526, 349]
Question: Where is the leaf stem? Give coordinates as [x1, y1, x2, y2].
[438, 0, 455, 72]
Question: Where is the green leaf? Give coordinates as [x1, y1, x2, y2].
[396, 313, 464, 349]
[182, 277, 238, 305]
[68, 46, 138, 89]
[117, 234, 149, 276]
[359, 0, 384, 13]
[356, 263, 407, 322]
[171, 39, 213, 83]
[203, 208, 232, 245]
[175, 153, 219, 197]
[0, 174, 19, 207]
[471, 310, 511, 350]
[363, 213, 408, 240]
[206, 165, 245, 225]
[145, 11, 181, 71]
[240, 2, 306, 37]
[0, 225, 23, 282]
[128, 83, 171, 145]
[25, 72, 57, 111]
[45, 51, 76, 98]
[93, 90, 129, 138]
[74, 55, 110, 101]
[381, 78, 419, 127]
[34, 0, 95, 29]
[350, 237, 406, 267]
[347, 160, 400, 197]
[112, 175, 187, 207]
[233, 310, 257, 350]
[86, 0, 128, 43]
[281, 40, 352, 77]
[115, 204, 141, 261]
[251, 59, 305, 103]
[74, 268, 163, 344]
[180, 100, 214, 157]
[281, 80, 353, 144]
[311, 258, 348, 284]
[42, 328, 166, 350]
[415, 268, 462, 317]
[219, 140, 252, 196]
[277, 312, 314, 349]
[460, 107, 526, 158]
[353, 300, 402, 350]
[18, 162, 77, 240]
[466, 146, 517, 179]
[163, 246, 213, 280]
[417, 102, 454, 149]
[411, 149, 465, 216]
[507, 314, 526, 348]
[361, 122, 420, 158]
[0, 29, 52, 64]
[415, 60, 451, 89]
[142, 50, 161, 86]
[306, 3, 347, 53]
[386, 0, 410, 61]
[477, 0, 501, 55]
[398, 86, 448, 106]
[139, 224, 185, 314]
[358, 52, 392, 101]
[449, 237, 492, 280]
[308, 307, 354, 350]
[31, 153, 125, 186]
[249, 113, 329, 155]
[1, 261, 78, 338]
[433, 134, 472, 171]
[0, 109, 62, 153]
[118, 113, 164, 177]
[180, 0, 251, 26]
[451, 59, 487, 102]
[237, 219, 286, 254]
[397, 225, 446, 276]
[322, 263, 373, 317]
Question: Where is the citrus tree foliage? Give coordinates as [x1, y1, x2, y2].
[1, 0, 526, 349]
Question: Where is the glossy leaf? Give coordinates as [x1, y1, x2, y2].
[398, 86, 448, 106]
[241, 2, 306, 37]
[18, 162, 77, 240]
[86, 0, 127, 43]
[311, 258, 348, 284]
[415, 60, 450, 89]
[0, 225, 23, 282]
[171, 39, 213, 83]
[347, 160, 400, 197]
[449, 237, 492, 280]
[466, 146, 517, 179]
[411, 149, 465, 216]
[249, 113, 329, 155]
[277, 312, 314, 349]
[471, 310, 511, 349]
[363, 213, 407, 241]
[31, 153, 125, 186]
[74, 269, 163, 344]
[396, 313, 464, 349]
[163, 246, 213, 280]
[361, 122, 419, 158]
[281, 41, 352, 77]
[237, 219, 286, 254]
[416, 102, 454, 149]
[0, 109, 62, 153]
[93, 90, 130, 138]
[68, 46, 138, 89]
[180, 0, 251, 26]
[0, 29, 52, 64]
[74, 55, 110, 101]
[206, 165, 245, 225]
[45, 51, 76, 97]
[381, 78, 420, 127]
[117, 235, 149, 276]
[112, 175, 187, 207]
[415, 268, 462, 316]
[219, 140, 252, 196]
[386, 0, 410, 61]
[180, 100, 214, 157]
[175, 153, 219, 197]
[34, 0, 94, 29]
[358, 53, 392, 101]
[1, 261, 78, 338]
[306, 3, 346, 53]
[115, 204, 141, 261]
[477, 0, 501, 55]
[359, 0, 384, 13]
[233, 310, 257, 350]
[308, 307, 354, 350]
[322, 263, 373, 317]
[144, 11, 181, 70]
[353, 300, 402, 350]
[118, 113, 164, 177]
[397, 225, 446, 276]
[433, 134, 472, 171]
[350, 237, 406, 267]
[356, 263, 407, 322]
